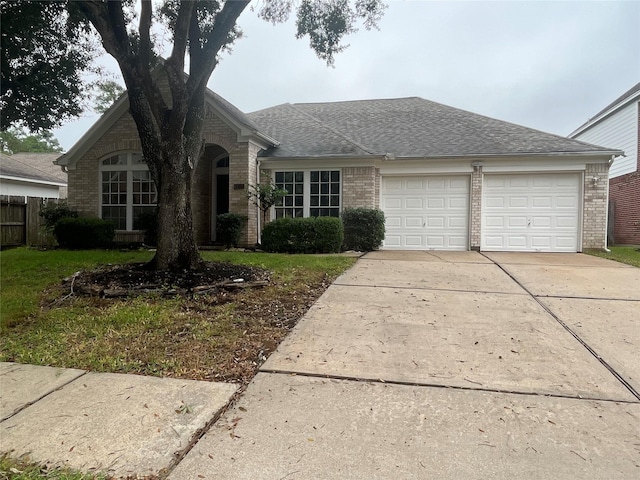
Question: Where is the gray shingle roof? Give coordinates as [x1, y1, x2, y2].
[247, 97, 619, 158]
[1, 152, 66, 184]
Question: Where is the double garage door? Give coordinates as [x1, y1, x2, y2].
[381, 173, 581, 252]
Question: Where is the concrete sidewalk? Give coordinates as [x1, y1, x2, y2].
[2, 252, 639, 479]
[169, 251, 640, 479]
[0, 363, 237, 478]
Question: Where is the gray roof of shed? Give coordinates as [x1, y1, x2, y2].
[1, 152, 67, 185]
[247, 97, 619, 158]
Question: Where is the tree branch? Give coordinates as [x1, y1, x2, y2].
[187, 0, 250, 93]
[139, 0, 153, 66]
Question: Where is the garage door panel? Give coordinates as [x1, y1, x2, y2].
[382, 176, 470, 250]
[405, 198, 423, 209]
[557, 196, 577, 208]
[427, 197, 445, 209]
[482, 173, 580, 252]
[532, 196, 552, 208]
[405, 216, 423, 228]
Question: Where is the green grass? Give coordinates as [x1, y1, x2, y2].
[586, 246, 640, 268]
[0, 455, 108, 480]
[1, 248, 154, 329]
[0, 247, 356, 381]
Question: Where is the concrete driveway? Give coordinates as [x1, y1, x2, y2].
[170, 252, 640, 479]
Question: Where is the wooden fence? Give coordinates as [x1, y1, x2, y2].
[0, 196, 57, 248]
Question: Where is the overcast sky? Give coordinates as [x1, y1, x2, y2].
[54, 0, 640, 151]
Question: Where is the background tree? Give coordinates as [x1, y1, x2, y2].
[0, 128, 63, 154]
[5, 0, 386, 270]
[247, 179, 288, 229]
[0, 0, 96, 131]
[93, 80, 126, 114]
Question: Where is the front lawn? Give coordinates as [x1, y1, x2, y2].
[0, 248, 356, 383]
[586, 246, 640, 268]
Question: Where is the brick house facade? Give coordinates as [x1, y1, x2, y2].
[57, 87, 620, 252]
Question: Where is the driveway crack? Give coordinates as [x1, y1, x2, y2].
[480, 253, 640, 401]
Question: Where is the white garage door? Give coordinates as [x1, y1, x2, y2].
[482, 173, 581, 252]
[382, 176, 469, 250]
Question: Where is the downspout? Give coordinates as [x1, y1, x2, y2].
[256, 159, 262, 246]
[603, 155, 617, 252]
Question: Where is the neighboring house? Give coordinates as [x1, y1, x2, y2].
[56, 87, 621, 252]
[0, 152, 67, 199]
[569, 82, 640, 245]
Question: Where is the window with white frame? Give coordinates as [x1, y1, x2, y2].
[101, 152, 157, 230]
[274, 170, 341, 218]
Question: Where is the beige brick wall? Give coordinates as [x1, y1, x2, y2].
[470, 167, 483, 249]
[342, 166, 378, 209]
[67, 112, 141, 218]
[582, 163, 610, 249]
[68, 104, 260, 246]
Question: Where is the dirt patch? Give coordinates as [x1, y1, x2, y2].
[65, 261, 271, 297]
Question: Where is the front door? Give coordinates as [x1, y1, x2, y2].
[216, 174, 229, 216]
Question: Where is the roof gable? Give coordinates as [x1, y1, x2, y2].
[57, 70, 277, 169]
[248, 97, 620, 159]
[570, 82, 640, 137]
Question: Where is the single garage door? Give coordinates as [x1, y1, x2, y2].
[382, 175, 469, 250]
[482, 173, 581, 252]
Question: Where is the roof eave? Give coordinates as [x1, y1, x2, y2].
[569, 89, 640, 137]
[56, 94, 130, 168]
[0, 174, 67, 187]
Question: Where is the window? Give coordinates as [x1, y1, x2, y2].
[100, 153, 157, 230]
[274, 170, 341, 218]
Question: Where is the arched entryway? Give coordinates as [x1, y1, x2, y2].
[193, 144, 230, 244]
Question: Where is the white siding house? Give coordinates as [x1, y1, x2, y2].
[570, 83, 640, 245]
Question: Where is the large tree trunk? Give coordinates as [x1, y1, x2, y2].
[150, 159, 202, 271]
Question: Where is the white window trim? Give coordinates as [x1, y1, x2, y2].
[99, 152, 156, 231]
[272, 169, 342, 218]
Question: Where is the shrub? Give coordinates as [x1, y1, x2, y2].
[136, 208, 158, 246]
[53, 217, 115, 249]
[262, 216, 343, 253]
[216, 213, 247, 248]
[342, 208, 385, 251]
[39, 200, 78, 231]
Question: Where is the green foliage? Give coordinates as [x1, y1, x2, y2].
[0, 127, 63, 154]
[93, 80, 125, 114]
[262, 217, 344, 253]
[0, 0, 96, 131]
[294, 0, 387, 65]
[39, 200, 78, 232]
[216, 213, 247, 248]
[342, 208, 385, 251]
[53, 217, 115, 250]
[247, 179, 288, 225]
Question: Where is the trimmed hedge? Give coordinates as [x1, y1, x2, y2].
[216, 213, 247, 248]
[262, 216, 344, 253]
[342, 208, 385, 251]
[53, 217, 115, 249]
